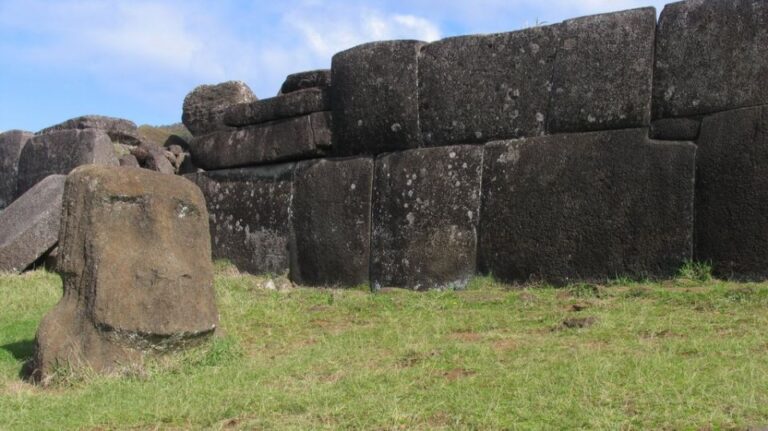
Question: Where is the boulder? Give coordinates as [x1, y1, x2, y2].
[0, 175, 65, 273]
[0, 130, 33, 208]
[182, 81, 257, 136]
[130, 142, 175, 175]
[331, 40, 424, 155]
[371, 145, 483, 290]
[695, 105, 768, 279]
[189, 112, 331, 170]
[17, 129, 119, 196]
[187, 163, 295, 275]
[479, 129, 696, 284]
[650, 118, 701, 141]
[30, 166, 218, 382]
[419, 26, 559, 145]
[290, 157, 373, 286]
[653, 0, 768, 118]
[118, 154, 140, 168]
[224, 88, 331, 126]
[278, 69, 331, 95]
[37, 115, 141, 146]
[548, 8, 655, 133]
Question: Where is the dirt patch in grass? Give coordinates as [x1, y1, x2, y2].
[491, 339, 518, 352]
[443, 368, 476, 381]
[448, 331, 483, 342]
[556, 316, 598, 330]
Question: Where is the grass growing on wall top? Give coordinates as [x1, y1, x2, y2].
[1, 267, 768, 429]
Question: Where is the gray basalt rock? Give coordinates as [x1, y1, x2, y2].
[479, 129, 696, 284]
[290, 157, 373, 287]
[187, 163, 295, 275]
[130, 142, 175, 175]
[189, 112, 331, 170]
[30, 166, 218, 382]
[650, 118, 701, 141]
[224, 88, 331, 126]
[372, 145, 483, 290]
[0, 175, 65, 273]
[278, 69, 331, 95]
[118, 154, 140, 168]
[331, 40, 424, 155]
[182, 81, 257, 136]
[419, 26, 559, 145]
[37, 115, 141, 146]
[695, 105, 768, 279]
[653, 0, 768, 118]
[17, 129, 119, 196]
[548, 8, 655, 133]
[0, 130, 33, 208]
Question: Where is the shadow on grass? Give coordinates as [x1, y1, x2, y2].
[1, 340, 34, 362]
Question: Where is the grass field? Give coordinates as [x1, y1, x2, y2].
[1, 265, 768, 430]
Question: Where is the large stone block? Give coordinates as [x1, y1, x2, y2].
[480, 129, 695, 284]
[0, 175, 65, 273]
[278, 69, 331, 95]
[189, 112, 331, 170]
[419, 26, 559, 145]
[37, 115, 141, 146]
[695, 105, 768, 279]
[17, 129, 119, 196]
[548, 8, 655, 133]
[372, 145, 483, 290]
[290, 157, 373, 286]
[331, 40, 424, 155]
[653, 0, 768, 118]
[0, 130, 32, 208]
[182, 81, 258, 136]
[31, 166, 217, 382]
[188, 163, 295, 275]
[224, 88, 330, 127]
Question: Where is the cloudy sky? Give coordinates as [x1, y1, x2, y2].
[0, 0, 670, 132]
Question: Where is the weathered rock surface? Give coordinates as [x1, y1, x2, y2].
[479, 129, 696, 284]
[224, 88, 331, 126]
[650, 118, 701, 141]
[31, 166, 218, 382]
[37, 115, 141, 146]
[419, 26, 559, 145]
[290, 157, 373, 286]
[331, 40, 424, 155]
[182, 81, 257, 136]
[188, 164, 295, 275]
[653, 0, 768, 118]
[548, 8, 655, 133]
[695, 105, 768, 279]
[0, 175, 65, 273]
[189, 112, 331, 170]
[119, 154, 141, 168]
[278, 69, 331, 95]
[17, 129, 119, 196]
[130, 142, 175, 175]
[372, 145, 483, 290]
[0, 130, 33, 208]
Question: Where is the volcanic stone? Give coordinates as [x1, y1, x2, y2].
[189, 112, 331, 170]
[653, 0, 768, 118]
[188, 163, 295, 275]
[224, 88, 330, 126]
[182, 81, 257, 136]
[372, 145, 483, 290]
[0, 175, 65, 273]
[30, 166, 218, 382]
[290, 157, 373, 286]
[331, 40, 424, 155]
[695, 105, 768, 279]
[479, 129, 696, 284]
[278, 69, 331, 95]
[0, 130, 33, 208]
[419, 25, 559, 145]
[548, 8, 655, 133]
[650, 118, 701, 141]
[17, 129, 119, 196]
[37, 115, 141, 146]
[118, 154, 140, 168]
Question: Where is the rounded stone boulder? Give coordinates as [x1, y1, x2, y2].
[182, 81, 257, 136]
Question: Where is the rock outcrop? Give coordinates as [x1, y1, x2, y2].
[0, 130, 33, 208]
[182, 81, 257, 136]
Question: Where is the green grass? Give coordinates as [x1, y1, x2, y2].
[2, 267, 768, 430]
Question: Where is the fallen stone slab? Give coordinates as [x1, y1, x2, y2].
[548, 8, 655, 133]
[650, 118, 701, 141]
[479, 129, 696, 284]
[290, 157, 373, 286]
[224, 88, 330, 127]
[695, 105, 768, 279]
[331, 40, 424, 155]
[187, 163, 295, 275]
[0, 130, 33, 209]
[30, 166, 218, 382]
[17, 129, 119, 196]
[0, 175, 65, 273]
[182, 81, 258, 136]
[419, 26, 559, 146]
[189, 112, 331, 170]
[371, 145, 483, 290]
[653, 0, 768, 118]
[37, 115, 141, 146]
[278, 69, 331, 95]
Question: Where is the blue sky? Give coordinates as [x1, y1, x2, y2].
[0, 0, 670, 132]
